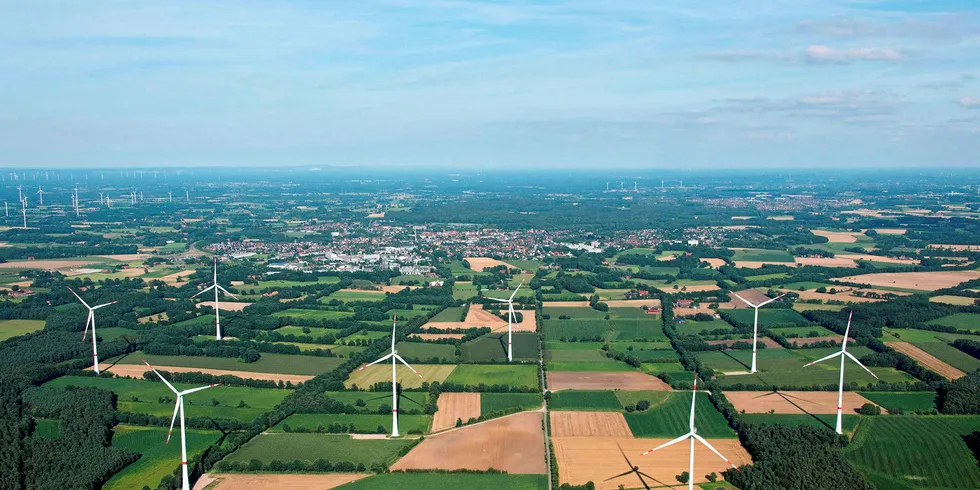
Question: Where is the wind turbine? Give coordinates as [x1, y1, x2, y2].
[36, 186, 43, 205]
[641, 375, 740, 490]
[68, 287, 117, 374]
[730, 291, 786, 373]
[485, 280, 524, 362]
[192, 258, 236, 340]
[802, 311, 877, 434]
[143, 360, 220, 490]
[606, 443, 675, 490]
[20, 197, 27, 229]
[356, 314, 422, 437]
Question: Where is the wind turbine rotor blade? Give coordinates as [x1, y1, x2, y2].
[82, 311, 93, 340]
[142, 360, 179, 394]
[485, 297, 509, 303]
[92, 301, 118, 310]
[192, 284, 216, 298]
[362, 353, 394, 369]
[803, 350, 843, 367]
[758, 293, 787, 307]
[843, 310, 854, 340]
[730, 291, 755, 308]
[689, 374, 698, 431]
[216, 285, 237, 298]
[641, 433, 690, 456]
[509, 281, 524, 301]
[394, 354, 423, 378]
[166, 398, 180, 443]
[693, 433, 741, 471]
[67, 287, 90, 308]
[180, 383, 221, 396]
[844, 351, 879, 379]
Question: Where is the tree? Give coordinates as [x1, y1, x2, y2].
[859, 403, 881, 415]
[676, 471, 689, 484]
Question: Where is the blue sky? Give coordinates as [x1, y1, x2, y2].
[1, 0, 978, 168]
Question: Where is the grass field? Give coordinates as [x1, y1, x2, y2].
[723, 308, 810, 328]
[0, 319, 44, 341]
[430, 307, 465, 322]
[269, 413, 432, 434]
[624, 392, 735, 438]
[745, 272, 791, 281]
[324, 391, 428, 410]
[859, 392, 936, 412]
[483, 288, 536, 300]
[113, 351, 345, 375]
[104, 425, 221, 490]
[543, 317, 666, 342]
[274, 326, 344, 338]
[700, 348, 915, 387]
[460, 332, 538, 362]
[780, 281, 837, 291]
[844, 416, 980, 490]
[254, 276, 341, 289]
[614, 390, 672, 408]
[769, 325, 838, 337]
[912, 341, 980, 372]
[452, 283, 479, 300]
[222, 433, 412, 465]
[345, 364, 456, 389]
[45, 376, 289, 422]
[335, 472, 548, 490]
[640, 361, 689, 376]
[675, 318, 734, 335]
[480, 393, 542, 413]
[328, 290, 388, 302]
[445, 364, 539, 389]
[732, 248, 794, 263]
[794, 303, 848, 312]
[273, 341, 366, 356]
[395, 341, 457, 361]
[549, 390, 623, 411]
[272, 308, 355, 321]
[882, 328, 980, 344]
[927, 312, 980, 332]
[737, 413, 860, 432]
[340, 330, 392, 343]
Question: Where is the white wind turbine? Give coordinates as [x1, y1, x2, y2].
[356, 315, 422, 437]
[192, 258, 236, 340]
[802, 310, 877, 434]
[68, 287, 117, 374]
[641, 376, 740, 490]
[143, 360, 220, 490]
[485, 280, 523, 362]
[730, 291, 786, 373]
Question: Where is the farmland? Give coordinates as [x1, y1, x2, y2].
[345, 364, 455, 389]
[927, 312, 980, 331]
[480, 392, 542, 413]
[112, 351, 345, 375]
[104, 425, 222, 490]
[334, 472, 548, 490]
[269, 413, 432, 434]
[623, 392, 735, 438]
[222, 433, 413, 466]
[549, 390, 623, 411]
[859, 392, 936, 412]
[445, 364, 539, 389]
[0, 319, 44, 341]
[460, 332, 538, 362]
[699, 347, 916, 387]
[272, 308, 355, 320]
[722, 308, 810, 328]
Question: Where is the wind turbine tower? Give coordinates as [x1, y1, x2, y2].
[68, 288, 117, 374]
[357, 315, 422, 437]
[36, 186, 43, 205]
[192, 258, 237, 340]
[486, 280, 524, 362]
[730, 291, 786, 373]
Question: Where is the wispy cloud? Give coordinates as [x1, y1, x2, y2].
[804, 45, 902, 63]
[699, 45, 904, 65]
[960, 97, 980, 109]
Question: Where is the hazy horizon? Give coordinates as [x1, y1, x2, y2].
[2, 1, 979, 168]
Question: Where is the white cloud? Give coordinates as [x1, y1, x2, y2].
[805, 45, 902, 63]
[959, 97, 980, 109]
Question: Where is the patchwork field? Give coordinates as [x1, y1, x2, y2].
[547, 372, 671, 391]
[701, 347, 915, 387]
[550, 411, 633, 437]
[331, 472, 548, 490]
[113, 351, 344, 376]
[834, 270, 980, 291]
[460, 332, 538, 362]
[101, 363, 314, 384]
[725, 391, 878, 415]
[345, 364, 455, 389]
[199, 473, 371, 490]
[889, 342, 966, 380]
[432, 392, 481, 432]
[391, 411, 546, 474]
[222, 434, 412, 466]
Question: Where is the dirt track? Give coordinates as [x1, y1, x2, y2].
[724, 391, 877, 414]
[834, 271, 980, 291]
[432, 393, 481, 432]
[552, 437, 751, 490]
[392, 411, 546, 474]
[102, 363, 314, 384]
[889, 342, 966, 380]
[550, 412, 633, 437]
[547, 372, 671, 391]
[194, 473, 371, 490]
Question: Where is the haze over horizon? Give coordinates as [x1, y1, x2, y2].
[2, 1, 979, 168]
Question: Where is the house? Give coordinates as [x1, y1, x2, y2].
[675, 299, 694, 308]
[646, 307, 662, 314]
[428, 280, 444, 287]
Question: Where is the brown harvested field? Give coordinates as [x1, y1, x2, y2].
[548, 372, 671, 391]
[604, 298, 663, 308]
[392, 411, 546, 474]
[464, 257, 516, 272]
[487, 308, 537, 333]
[550, 411, 633, 437]
[97, 254, 150, 261]
[874, 228, 907, 235]
[194, 473, 371, 490]
[795, 257, 859, 268]
[811, 230, 861, 243]
[0, 259, 101, 270]
[779, 289, 883, 304]
[542, 301, 591, 307]
[834, 270, 980, 291]
[930, 295, 977, 306]
[345, 364, 456, 389]
[702, 258, 728, 268]
[768, 215, 794, 221]
[679, 284, 720, 292]
[465, 305, 507, 328]
[195, 301, 252, 312]
[410, 333, 466, 340]
[675, 304, 716, 316]
[785, 335, 854, 347]
[159, 270, 195, 284]
[552, 437, 751, 490]
[735, 261, 793, 269]
[381, 285, 413, 293]
[101, 363, 314, 384]
[837, 254, 918, 265]
[928, 244, 980, 251]
[724, 391, 878, 415]
[730, 288, 771, 305]
[706, 338, 781, 348]
[889, 342, 966, 380]
[432, 393, 481, 432]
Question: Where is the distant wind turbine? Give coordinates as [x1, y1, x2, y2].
[730, 291, 786, 373]
[641, 375, 740, 490]
[143, 360, 220, 490]
[36, 186, 43, 205]
[356, 314, 422, 437]
[192, 258, 236, 340]
[485, 280, 524, 362]
[802, 310, 877, 434]
[68, 287, 117, 374]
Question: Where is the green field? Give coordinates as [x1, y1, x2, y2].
[624, 392, 735, 438]
[254, 276, 341, 289]
[912, 342, 980, 373]
[640, 361, 689, 376]
[445, 364, 539, 389]
[543, 317, 666, 342]
[859, 392, 936, 412]
[737, 413, 860, 432]
[274, 325, 344, 338]
[340, 330, 392, 343]
[483, 288, 536, 300]
[844, 416, 980, 490]
[480, 393, 542, 413]
[113, 351, 345, 375]
[335, 472, 548, 490]
[460, 332, 538, 362]
[700, 348, 915, 387]
[0, 319, 45, 341]
[104, 425, 221, 490]
[45, 376, 289, 422]
[270, 413, 432, 434]
[927, 312, 980, 332]
[614, 390, 673, 409]
[675, 318, 734, 335]
[745, 272, 791, 281]
[222, 433, 412, 465]
[429, 307, 465, 322]
[273, 341, 365, 356]
[769, 325, 837, 337]
[549, 390, 622, 411]
[324, 391, 428, 410]
[882, 328, 980, 344]
[395, 341, 457, 361]
[794, 303, 847, 312]
[780, 281, 837, 291]
[327, 290, 388, 302]
[452, 283, 479, 300]
[272, 308, 355, 321]
[723, 308, 810, 328]
[732, 248, 794, 263]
